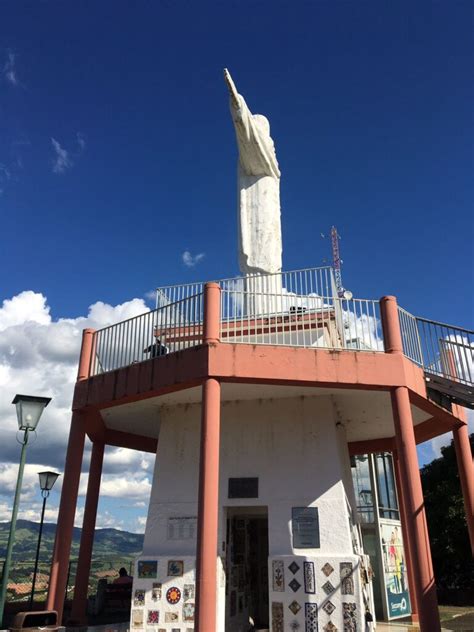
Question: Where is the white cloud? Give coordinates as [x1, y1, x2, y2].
[429, 409, 474, 459]
[51, 138, 73, 174]
[0, 290, 152, 532]
[3, 50, 19, 86]
[76, 132, 86, 151]
[182, 250, 205, 268]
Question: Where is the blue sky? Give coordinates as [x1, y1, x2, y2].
[0, 2, 472, 532]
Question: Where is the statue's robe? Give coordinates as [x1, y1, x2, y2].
[230, 95, 282, 276]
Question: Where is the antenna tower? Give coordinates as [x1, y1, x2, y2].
[331, 226, 344, 298]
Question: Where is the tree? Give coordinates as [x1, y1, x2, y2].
[420, 434, 474, 591]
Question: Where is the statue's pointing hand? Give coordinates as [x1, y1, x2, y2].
[224, 68, 240, 109]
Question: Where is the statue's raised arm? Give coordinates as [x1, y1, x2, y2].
[224, 68, 280, 179]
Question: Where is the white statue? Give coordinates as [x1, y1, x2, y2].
[224, 69, 282, 278]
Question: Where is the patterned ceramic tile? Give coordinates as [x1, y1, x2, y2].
[138, 561, 157, 579]
[134, 589, 145, 606]
[147, 610, 159, 625]
[183, 583, 195, 601]
[305, 603, 318, 632]
[322, 600, 336, 616]
[288, 561, 300, 575]
[322, 580, 335, 595]
[323, 623, 338, 632]
[164, 612, 179, 623]
[289, 578, 302, 592]
[151, 583, 162, 601]
[167, 560, 183, 576]
[342, 602, 357, 632]
[340, 562, 354, 595]
[321, 562, 334, 577]
[132, 609, 143, 628]
[183, 601, 195, 621]
[303, 561, 315, 594]
[290, 620, 301, 631]
[288, 600, 301, 615]
[166, 586, 181, 604]
[271, 602, 284, 632]
[272, 560, 285, 592]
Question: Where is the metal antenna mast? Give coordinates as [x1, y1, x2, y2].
[331, 226, 344, 298]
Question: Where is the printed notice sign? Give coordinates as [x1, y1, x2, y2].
[292, 507, 320, 548]
[167, 517, 197, 540]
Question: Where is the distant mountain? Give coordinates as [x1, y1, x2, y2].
[0, 520, 144, 561]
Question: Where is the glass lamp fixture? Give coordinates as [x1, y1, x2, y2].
[12, 395, 52, 430]
[38, 471, 60, 493]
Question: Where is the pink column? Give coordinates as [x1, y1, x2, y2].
[195, 282, 221, 632]
[47, 412, 86, 622]
[452, 423, 474, 554]
[391, 388, 439, 630]
[381, 296, 440, 631]
[393, 450, 419, 621]
[203, 282, 221, 344]
[77, 329, 96, 380]
[70, 441, 105, 624]
[194, 378, 221, 632]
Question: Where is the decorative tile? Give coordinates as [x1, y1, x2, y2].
[158, 629, 166, 632]
[166, 586, 181, 604]
[288, 600, 301, 615]
[340, 562, 354, 595]
[305, 603, 318, 632]
[290, 620, 301, 631]
[288, 561, 300, 575]
[272, 560, 285, 592]
[151, 583, 162, 601]
[138, 560, 157, 579]
[271, 602, 284, 632]
[183, 583, 195, 601]
[342, 602, 357, 632]
[323, 623, 338, 632]
[289, 578, 302, 592]
[167, 560, 184, 576]
[322, 600, 336, 616]
[321, 562, 334, 577]
[147, 611, 159, 625]
[322, 580, 335, 595]
[134, 589, 145, 606]
[132, 609, 143, 628]
[183, 601, 195, 622]
[165, 612, 179, 623]
[303, 561, 315, 594]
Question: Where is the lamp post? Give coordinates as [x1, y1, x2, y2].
[0, 395, 52, 626]
[29, 471, 59, 610]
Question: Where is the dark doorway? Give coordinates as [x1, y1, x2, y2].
[225, 509, 269, 631]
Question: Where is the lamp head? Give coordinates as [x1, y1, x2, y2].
[38, 471, 60, 494]
[12, 394, 52, 431]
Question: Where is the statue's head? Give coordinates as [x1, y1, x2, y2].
[253, 114, 270, 137]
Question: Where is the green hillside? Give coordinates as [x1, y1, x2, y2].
[0, 520, 144, 561]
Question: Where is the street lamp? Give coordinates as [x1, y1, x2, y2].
[0, 395, 51, 626]
[29, 471, 60, 610]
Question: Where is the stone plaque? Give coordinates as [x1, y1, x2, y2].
[228, 477, 258, 498]
[291, 507, 320, 548]
[167, 517, 197, 540]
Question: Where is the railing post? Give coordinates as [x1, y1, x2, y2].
[77, 329, 96, 380]
[203, 283, 221, 344]
[379, 296, 403, 354]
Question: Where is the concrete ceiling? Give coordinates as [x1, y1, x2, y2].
[100, 382, 432, 443]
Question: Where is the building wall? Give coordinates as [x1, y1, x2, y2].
[135, 394, 368, 631]
[144, 395, 354, 557]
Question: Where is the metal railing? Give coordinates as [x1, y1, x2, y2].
[155, 266, 335, 308]
[90, 293, 204, 377]
[220, 290, 383, 351]
[398, 307, 473, 386]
